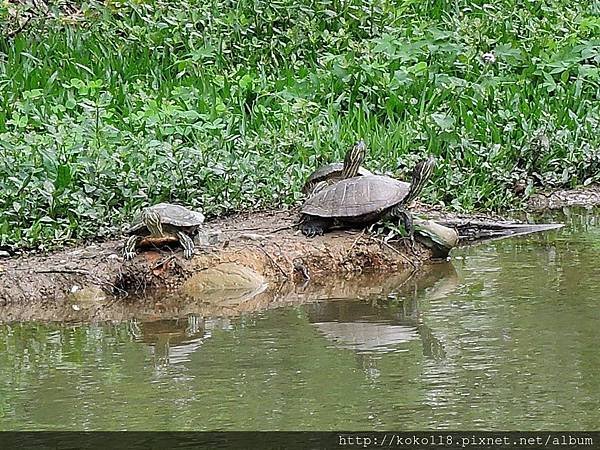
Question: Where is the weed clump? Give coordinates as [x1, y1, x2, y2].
[1, 0, 599, 249]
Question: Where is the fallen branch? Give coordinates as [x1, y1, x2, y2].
[250, 244, 289, 280]
[369, 235, 418, 269]
[34, 268, 90, 275]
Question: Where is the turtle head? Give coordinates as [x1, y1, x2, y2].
[341, 140, 367, 179]
[141, 207, 163, 236]
[406, 156, 436, 204]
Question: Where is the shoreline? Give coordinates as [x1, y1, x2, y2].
[1, 186, 596, 322]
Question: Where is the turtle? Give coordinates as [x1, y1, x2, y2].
[123, 203, 205, 260]
[300, 156, 436, 237]
[301, 141, 373, 195]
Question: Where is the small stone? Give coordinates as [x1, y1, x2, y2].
[70, 285, 81, 294]
[196, 229, 224, 246]
[71, 304, 81, 311]
[239, 233, 266, 241]
[0, 251, 10, 258]
[107, 254, 120, 260]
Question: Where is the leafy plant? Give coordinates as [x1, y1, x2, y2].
[1, 0, 599, 250]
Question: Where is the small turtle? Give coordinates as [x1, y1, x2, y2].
[123, 203, 205, 260]
[300, 157, 436, 237]
[302, 141, 372, 195]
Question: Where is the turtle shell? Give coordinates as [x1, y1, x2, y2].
[128, 203, 205, 234]
[300, 175, 411, 220]
[302, 163, 372, 194]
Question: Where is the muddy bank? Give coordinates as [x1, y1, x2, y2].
[0, 209, 434, 307]
[0, 199, 570, 312]
[0, 262, 458, 324]
[528, 185, 600, 210]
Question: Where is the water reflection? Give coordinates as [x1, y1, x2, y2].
[306, 287, 447, 357]
[132, 264, 457, 370]
[130, 316, 206, 367]
[306, 267, 453, 379]
[0, 209, 599, 430]
[312, 321, 419, 353]
[127, 316, 237, 368]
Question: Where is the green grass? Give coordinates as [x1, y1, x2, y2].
[1, 0, 599, 250]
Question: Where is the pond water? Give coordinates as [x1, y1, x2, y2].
[0, 209, 599, 430]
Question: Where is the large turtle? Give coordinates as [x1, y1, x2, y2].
[302, 141, 372, 195]
[123, 203, 205, 260]
[300, 157, 436, 237]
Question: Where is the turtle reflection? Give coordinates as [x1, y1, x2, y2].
[308, 300, 445, 380]
[129, 316, 231, 367]
[309, 301, 420, 353]
[306, 266, 456, 378]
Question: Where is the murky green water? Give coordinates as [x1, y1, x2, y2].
[1, 209, 599, 430]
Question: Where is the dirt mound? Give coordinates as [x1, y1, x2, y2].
[0, 209, 432, 308]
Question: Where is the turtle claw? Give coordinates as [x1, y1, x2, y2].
[301, 224, 323, 238]
[123, 250, 136, 261]
[300, 218, 330, 238]
[177, 231, 195, 259]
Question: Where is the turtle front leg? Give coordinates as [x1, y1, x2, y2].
[387, 205, 414, 235]
[388, 205, 415, 249]
[123, 235, 141, 260]
[177, 231, 195, 259]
